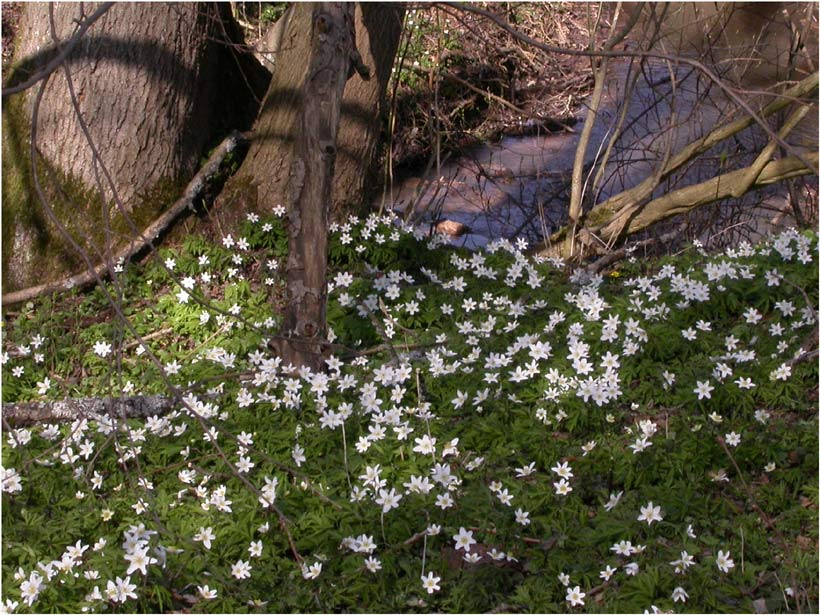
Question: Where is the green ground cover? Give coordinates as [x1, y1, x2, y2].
[1, 213, 817, 613]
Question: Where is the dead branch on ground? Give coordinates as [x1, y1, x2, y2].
[2, 395, 176, 426]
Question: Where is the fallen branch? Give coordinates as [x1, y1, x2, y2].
[2, 394, 176, 425]
[2, 130, 250, 307]
[345, 341, 440, 359]
[543, 151, 817, 260]
[731, 104, 811, 198]
[787, 347, 819, 368]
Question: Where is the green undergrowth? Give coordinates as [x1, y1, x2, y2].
[1, 213, 818, 614]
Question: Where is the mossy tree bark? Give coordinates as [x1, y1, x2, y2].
[2, 3, 267, 292]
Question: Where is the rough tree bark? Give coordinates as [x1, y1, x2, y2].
[269, 3, 364, 371]
[331, 4, 405, 220]
[2, 3, 267, 292]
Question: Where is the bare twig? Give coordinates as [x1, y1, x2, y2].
[409, 64, 531, 118]
[122, 327, 174, 350]
[717, 435, 775, 530]
[568, 2, 642, 257]
[773, 273, 818, 322]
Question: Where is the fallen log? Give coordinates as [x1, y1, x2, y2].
[2, 395, 175, 426]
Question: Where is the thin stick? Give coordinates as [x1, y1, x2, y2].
[122, 327, 174, 350]
[341, 423, 352, 491]
[421, 532, 428, 577]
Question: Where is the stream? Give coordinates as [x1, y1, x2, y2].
[380, 61, 814, 251]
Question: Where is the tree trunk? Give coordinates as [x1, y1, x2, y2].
[214, 2, 404, 231]
[210, 2, 403, 369]
[2, 2, 266, 292]
[270, 3, 359, 371]
[331, 3, 405, 220]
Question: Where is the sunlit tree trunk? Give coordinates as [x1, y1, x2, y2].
[217, 3, 404, 228]
[271, 3, 359, 370]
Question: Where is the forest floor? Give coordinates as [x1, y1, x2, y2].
[2, 213, 817, 613]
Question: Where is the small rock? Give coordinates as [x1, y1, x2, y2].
[752, 598, 768, 614]
[435, 220, 470, 237]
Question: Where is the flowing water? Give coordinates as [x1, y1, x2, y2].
[380, 61, 815, 250]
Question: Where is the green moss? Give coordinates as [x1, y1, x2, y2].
[2, 90, 191, 295]
[551, 225, 568, 242]
[2, 26, 199, 297]
[585, 204, 617, 228]
[1, 93, 85, 291]
[119, 175, 190, 237]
